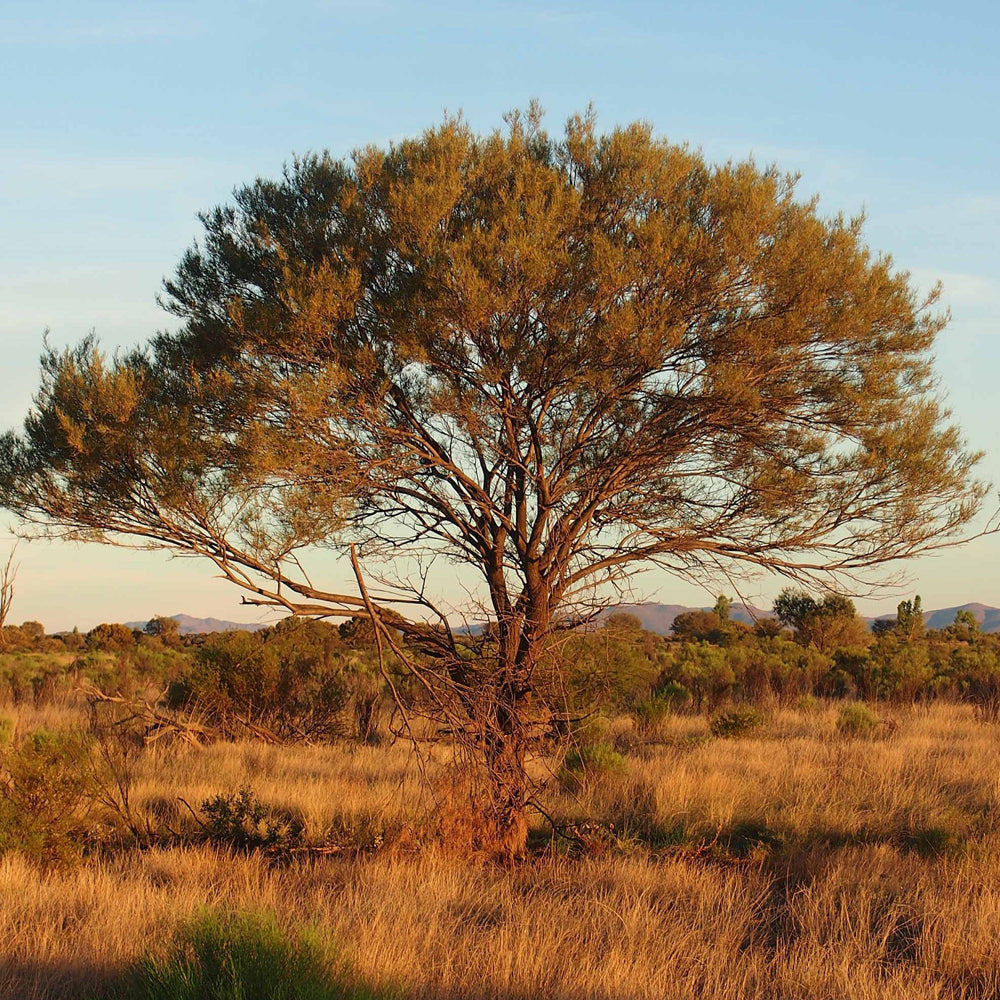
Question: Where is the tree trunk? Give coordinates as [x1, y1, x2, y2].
[481, 723, 529, 861]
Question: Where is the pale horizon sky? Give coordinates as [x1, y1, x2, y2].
[2, 0, 998, 632]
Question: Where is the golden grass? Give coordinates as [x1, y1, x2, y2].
[4, 702, 1000, 999]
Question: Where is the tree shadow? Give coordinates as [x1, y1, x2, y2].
[1, 958, 569, 1000]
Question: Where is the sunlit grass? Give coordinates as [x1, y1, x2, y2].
[3, 702, 1000, 998]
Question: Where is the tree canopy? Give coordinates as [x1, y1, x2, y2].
[0, 107, 989, 855]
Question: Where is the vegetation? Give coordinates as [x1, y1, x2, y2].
[1, 697, 1000, 998]
[0, 109, 988, 855]
[125, 909, 382, 1000]
[0, 102, 996, 995]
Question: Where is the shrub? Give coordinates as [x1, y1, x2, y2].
[836, 701, 881, 738]
[201, 787, 303, 853]
[795, 693, 820, 714]
[709, 706, 765, 739]
[632, 694, 673, 729]
[170, 620, 355, 742]
[0, 728, 100, 867]
[634, 680, 692, 729]
[124, 908, 384, 1000]
[559, 742, 628, 790]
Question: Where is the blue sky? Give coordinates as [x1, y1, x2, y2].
[1, 0, 998, 630]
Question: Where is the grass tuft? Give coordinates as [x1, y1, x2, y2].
[124, 908, 390, 1000]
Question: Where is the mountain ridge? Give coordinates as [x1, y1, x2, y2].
[125, 614, 269, 635]
[126, 602, 1000, 637]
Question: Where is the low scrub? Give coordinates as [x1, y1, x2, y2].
[836, 702, 881, 738]
[709, 706, 765, 739]
[559, 742, 628, 790]
[200, 787, 304, 854]
[0, 727, 100, 867]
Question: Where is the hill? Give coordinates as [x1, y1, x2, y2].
[125, 614, 269, 635]
[131, 603, 1000, 638]
[607, 602, 771, 632]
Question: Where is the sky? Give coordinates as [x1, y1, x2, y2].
[1, 0, 998, 631]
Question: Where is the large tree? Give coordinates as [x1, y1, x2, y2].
[0, 108, 988, 855]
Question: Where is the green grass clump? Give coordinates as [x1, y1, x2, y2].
[125, 909, 390, 1000]
[709, 706, 765, 739]
[836, 702, 880, 738]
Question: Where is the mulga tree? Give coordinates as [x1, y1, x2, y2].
[0, 107, 989, 856]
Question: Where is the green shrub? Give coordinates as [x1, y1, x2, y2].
[836, 701, 880, 738]
[794, 693, 820, 714]
[0, 728, 99, 867]
[559, 742, 628, 790]
[709, 706, 765, 739]
[632, 694, 672, 729]
[124, 909, 386, 1000]
[634, 680, 691, 728]
[201, 787, 303, 853]
[169, 620, 356, 742]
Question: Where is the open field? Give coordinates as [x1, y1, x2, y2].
[3, 702, 1000, 998]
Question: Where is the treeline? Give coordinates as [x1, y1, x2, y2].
[0, 615, 386, 742]
[2, 592, 1000, 743]
[560, 592, 1000, 721]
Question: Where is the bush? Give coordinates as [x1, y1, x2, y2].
[559, 742, 628, 790]
[634, 680, 691, 728]
[201, 787, 303, 853]
[124, 908, 384, 1000]
[0, 728, 100, 867]
[709, 706, 765, 739]
[632, 694, 673, 729]
[795, 693, 820, 714]
[836, 701, 880, 738]
[170, 620, 357, 742]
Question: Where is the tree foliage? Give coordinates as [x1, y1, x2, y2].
[773, 588, 870, 652]
[0, 108, 989, 855]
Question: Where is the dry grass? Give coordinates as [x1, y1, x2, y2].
[4, 702, 1000, 999]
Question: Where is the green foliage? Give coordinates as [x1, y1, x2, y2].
[200, 787, 303, 853]
[559, 742, 628, 790]
[124, 909, 385, 1000]
[896, 595, 925, 639]
[659, 643, 735, 712]
[774, 589, 870, 652]
[0, 727, 99, 866]
[709, 706, 765, 739]
[87, 622, 136, 653]
[144, 615, 182, 648]
[948, 608, 981, 643]
[836, 702, 881, 738]
[170, 619, 360, 742]
[556, 621, 662, 713]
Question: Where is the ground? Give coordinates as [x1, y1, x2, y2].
[2, 702, 1000, 999]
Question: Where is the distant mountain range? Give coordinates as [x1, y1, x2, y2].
[608, 602, 1000, 635]
[129, 602, 1000, 637]
[126, 614, 268, 635]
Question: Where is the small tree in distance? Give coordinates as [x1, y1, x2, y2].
[0, 107, 990, 857]
[144, 614, 182, 648]
[773, 589, 871, 653]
